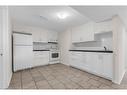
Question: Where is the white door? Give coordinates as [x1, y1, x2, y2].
[0, 7, 3, 89]
[71, 27, 81, 43]
[0, 50, 3, 88]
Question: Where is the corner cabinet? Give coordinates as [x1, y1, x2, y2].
[71, 22, 95, 43]
[69, 51, 113, 80]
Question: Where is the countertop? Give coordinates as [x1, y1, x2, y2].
[69, 50, 113, 53]
[33, 50, 50, 51]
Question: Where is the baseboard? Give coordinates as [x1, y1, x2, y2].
[119, 70, 126, 84]
[60, 63, 70, 66]
[6, 72, 12, 89]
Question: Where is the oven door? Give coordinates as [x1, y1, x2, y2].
[50, 52, 60, 61]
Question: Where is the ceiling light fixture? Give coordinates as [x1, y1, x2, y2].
[57, 12, 69, 19]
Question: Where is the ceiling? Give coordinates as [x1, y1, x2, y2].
[10, 6, 127, 32]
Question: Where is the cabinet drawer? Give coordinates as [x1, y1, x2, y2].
[34, 51, 49, 57]
[34, 58, 49, 67]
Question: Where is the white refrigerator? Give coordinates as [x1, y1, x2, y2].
[13, 33, 33, 72]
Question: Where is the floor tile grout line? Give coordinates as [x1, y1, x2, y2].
[49, 66, 83, 89]
[37, 68, 58, 89]
[21, 71, 23, 89]
[29, 69, 38, 89]
[47, 65, 69, 89]
[40, 65, 68, 89]
[45, 64, 70, 89]
[55, 66, 89, 88]
[65, 66, 113, 88]
[50, 74, 67, 89]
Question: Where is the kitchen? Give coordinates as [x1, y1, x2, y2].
[0, 6, 127, 89]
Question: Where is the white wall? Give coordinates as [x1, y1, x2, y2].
[125, 31, 127, 69]
[0, 6, 3, 89]
[0, 7, 12, 88]
[58, 29, 72, 65]
[112, 15, 126, 84]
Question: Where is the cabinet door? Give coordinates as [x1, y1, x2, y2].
[71, 27, 82, 43]
[47, 31, 53, 42]
[0, 49, 3, 88]
[34, 51, 49, 67]
[40, 31, 48, 42]
[96, 53, 113, 79]
[71, 22, 95, 43]
[53, 31, 58, 42]
[48, 31, 58, 42]
[94, 20, 112, 34]
[89, 52, 100, 74]
[32, 31, 48, 42]
[81, 52, 92, 71]
[103, 53, 113, 79]
[32, 31, 41, 42]
[96, 53, 104, 75]
[69, 52, 83, 68]
[80, 22, 94, 42]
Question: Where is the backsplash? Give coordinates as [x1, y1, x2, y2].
[72, 32, 113, 50]
[33, 42, 58, 50]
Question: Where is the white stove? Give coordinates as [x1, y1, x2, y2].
[49, 49, 60, 64]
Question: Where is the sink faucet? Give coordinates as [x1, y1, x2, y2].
[104, 46, 107, 51]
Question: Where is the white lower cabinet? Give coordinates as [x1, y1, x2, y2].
[102, 53, 113, 79]
[69, 52, 113, 80]
[33, 51, 49, 67]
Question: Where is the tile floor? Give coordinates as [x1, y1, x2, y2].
[8, 64, 127, 89]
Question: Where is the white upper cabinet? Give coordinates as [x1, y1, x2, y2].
[32, 31, 40, 42]
[40, 30, 48, 42]
[47, 31, 58, 42]
[71, 21, 95, 43]
[71, 20, 112, 43]
[33, 30, 58, 43]
[13, 25, 58, 43]
[32, 30, 48, 42]
[94, 20, 112, 34]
